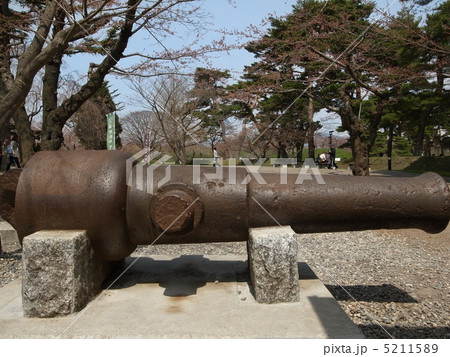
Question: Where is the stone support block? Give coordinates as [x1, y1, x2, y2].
[248, 226, 300, 303]
[22, 230, 112, 317]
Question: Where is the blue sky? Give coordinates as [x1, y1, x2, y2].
[178, 0, 414, 78]
[95, 0, 301, 117]
[115, 1, 299, 94]
[62, 0, 440, 134]
[108, 0, 410, 85]
[194, 0, 299, 76]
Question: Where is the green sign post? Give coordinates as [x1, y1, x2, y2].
[106, 112, 115, 150]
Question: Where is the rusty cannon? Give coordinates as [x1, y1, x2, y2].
[10, 150, 450, 262]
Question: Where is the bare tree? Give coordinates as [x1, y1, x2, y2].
[0, 0, 232, 161]
[242, 125, 273, 159]
[130, 76, 204, 164]
[61, 125, 82, 151]
[70, 100, 108, 150]
[121, 110, 163, 151]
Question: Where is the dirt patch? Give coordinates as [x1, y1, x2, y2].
[0, 169, 21, 223]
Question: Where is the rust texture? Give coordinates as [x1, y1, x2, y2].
[248, 172, 450, 234]
[150, 183, 204, 234]
[126, 165, 249, 246]
[14, 151, 136, 261]
[12, 151, 450, 261]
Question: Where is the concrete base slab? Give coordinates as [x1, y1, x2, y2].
[0, 218, 20, 252]
[0, 255, 364, 338]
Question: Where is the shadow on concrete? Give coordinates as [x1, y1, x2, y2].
[308, 296, 363, 339]
[107, 255, 322, 295]
[106, 257, 315, 298]
[325, 284, 418, 303]
[0, 247, 21, 260]
[106, 255, 249, 297]
[360, 324, 450, 339]
[298, 262, 318, 280]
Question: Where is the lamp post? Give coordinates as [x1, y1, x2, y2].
[329, 131, 334, 146]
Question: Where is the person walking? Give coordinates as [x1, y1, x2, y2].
[213, 147, 221, 167]
[328, 144, 338, 170]
[6, 135, 21, 171]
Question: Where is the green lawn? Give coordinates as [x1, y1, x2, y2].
[190, 148, 449, 177]
[367, 156, 450, 177]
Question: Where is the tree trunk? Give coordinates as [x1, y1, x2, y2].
[40, 1, 138, 151]
[41, 56, 63, 149]
[436, 55, 444, 94]
[217, 117, 231, 159]
[0, 2, 59, 131]
[40, 58, 64, 150]
[40, 8, 65, 151]
[351, 134, 370, 176]
[277, 141, 288, 158]
[234, 118, 248, 159]
[296, 140, 305, 163]
[438, 125, 444, 156]
[387, 124, 394, 171]
[413, 115, 426, 156]
[0, 2, 14, 97]
[173, 140, 187, 165]
[14, 106, 36, 164]
[338, 84, 370, 176]
[42, 122, 65, 151]
[307, 94, 315, 159]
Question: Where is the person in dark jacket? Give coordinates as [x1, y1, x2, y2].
[328, 145, 338, 169]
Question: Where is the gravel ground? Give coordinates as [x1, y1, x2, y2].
[295, 229, 450, 339]
[0, 244, 22, 289]
[1, 227, 448, 339]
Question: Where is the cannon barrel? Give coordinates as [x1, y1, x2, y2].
[13, 151, 450, 261]
[248, 171, 449, 234]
